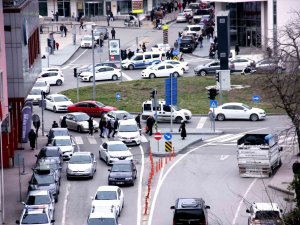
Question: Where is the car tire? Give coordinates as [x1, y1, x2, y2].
[53, 106, 57, 113]
[199, 70, 207, 76]
[128, 65, 134, 70]
[89, 76, 93, 82]
[217, 113, 225, 121]
[56, 79, 63, 86]
[173, 72, 179, 77]
[175, 116, 183, 123]
[250, 114, 259, 121]
[112, 75, 118, 81]
[77, 126, 82, 133]
[106, 157, 109, 165]
[149, 73, 155, 79]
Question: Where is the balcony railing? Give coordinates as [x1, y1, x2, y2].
[3, 0, 27, 8]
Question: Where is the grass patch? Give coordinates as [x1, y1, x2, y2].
[61, 75, 283, 114]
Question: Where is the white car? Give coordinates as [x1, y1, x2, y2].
[141, 63, 183, 79]
[79, 66, 121, 82]
[32, 80, 50, 94]
[51, 136, 79, 160]
[99, 140, 133, 165]
[38, 71, 64, 86]
[183, 25, 202, 37]
[87, 205, 119, 225]
[212, 102, 266, 121]
[117, 120, 141, 145]
[151, 43, 171, 53]
[176, 12, 187, 23]
[91, 186, 124, 217]
[16, 205, 55, 225]
[163, 60, 189, 72]
[45, 94, 73, 112]
[80, 35, 96, 48]
[229, 57, 256, 72]
[42, 67, 62, 73]
[26, 89, 43, 105]
[183, 8, 193, 16]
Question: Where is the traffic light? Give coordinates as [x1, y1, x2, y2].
[216, 71, 220, 82]
[150, 89, 157, 99]
[208, 88, 219, 100]
[74, 68, 77, 77]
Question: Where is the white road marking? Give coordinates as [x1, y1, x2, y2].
[204, 134, 235, 142]
[232, 179, 257, 225]
[220, 155, 230, 160]
[69, 49, 88, 64]
[196, 117, 207, 129]
[121, 72, 133, 81]
[87, 135, 97, 144]
[62, 182, 71, 225]
[73, 136, 83, 145]
[140, 135, 148, 143]
[137, 145, 145, 225]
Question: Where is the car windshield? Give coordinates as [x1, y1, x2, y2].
[53, 130, 69, 136]
[33, 174, 55, 185]
[178, 13, 185, 16]
[53, 96, 69, 102]
[40, 149, 60, 157]
[190, 27, 200, 31]
[75, 113, 90, 121]
[116, 112, 133, 120]
[172, 105, 181, 111]
[119, 124, 138, 132]
[111, 164, 132, 172]
[88, 218, 116, 225]
[34, 82, 46, 87]
[53, 138, 72, 146]
[255, 211, 280, 220]
[95, 101, 105, 107]
[108, 143, 128, 151]
[27, 195, 51, 205]
[21, 213, 49, 224]
[242, 104, 252, 110]
[69, 155, 91, 164]
[29, 89, 42, 95]
[83, 36, 92, 41]
[95, 191, 117, 200]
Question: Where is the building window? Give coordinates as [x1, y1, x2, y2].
[38, 0, 48, 16]
[28, 29, 40, 68]
[84, 0, 104, 17]
[58, 0, 71, 17]
[0, 71, 3, 101]
[117, 1, 132, 14]
[273, 0, 277, 25]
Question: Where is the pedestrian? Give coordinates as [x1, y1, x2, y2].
[88, 117, 94, 135]
[112, 118, 119, 137]
[174, 40, 179, 49]
[142, 42, 146, 52]
[52, 121, 59, 128]
[235, 44, 240, 56]
[28, 129, 36, 150]
[55, 42, 59, 51]
[178, 1, 182, 12]
[145, 115, 155, 136]
[111, 28, 116, 39]
[107, 119, 112, 138]
[61, 116, 67, 128]
[99, 116, 106, 138]
[179, 120, 186, 140]
[266, 47, 272, 58]
[79, 17, 84, 29]
[150, 9, 155, 22]
[135, 113, 141, 129]
[55, 12, 59, 22]
[166, 50, 171, 60]
[100, 33, 104, 47]
[59, 24, 64, 37]
[110, 11, 114, 21]
[63, 25, 67, 37]
[51, 11, 55, 22]
[198, 35, 203, 48]
[107, 14, 110, 26]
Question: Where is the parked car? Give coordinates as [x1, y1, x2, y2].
[176, 12, 187, 23]
[162, 60, 189, 72]
[193, 9, 211, 23]
[37, 71, 64, 86]
[99, 140, 133, 165]
[45, 94, 73, 112]
[59, 112, 99, 133]
[26, 89, 43, 105]
[23, 190, 55, 214]
[66, 152, 97, 179]
[94, 27, 109, 39]
[229, 57, 256, 72]
[183, 8, 193, 16]
[91, 186, 124, 216]
[255, 58, 286, 73]
[50, 136, 79, 160]
[117, 120, 141, 145]
[35, 146, 63, 166]
[151, 43, 171, 53]
[79, 66, 121, 82]
[87, 205, 119, 225]
[80, 35, 97, 48]
[16, 205, 55, 225]
[108, 160, 137, 186]
[194, 60, 221, 76]
[47, 128, 70, 145]
[212, 102, 266, 121]
[35, 158, 62, 185]
[67, 100, 117, 117]
[32, 80, 50, 94]
[170, 198, 210, 225]
[141, 63, 183, 79]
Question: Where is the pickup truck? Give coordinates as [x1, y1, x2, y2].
[237, 134, 282, 178]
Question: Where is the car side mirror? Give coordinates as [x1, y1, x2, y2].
[108, 169, 111, 171]
[170, 206, 175, 209]
[21, 201, 25, 205]
[35, 155, 38, 157]
[280, 209, 283, 213]
[205, 205, 210, 209]
[246, 209, 250, 213]
[93, 160, 96, 163]
[51, 220, 55, 223]
[16, 220, 20, 224]
[46, 135, 49, 137]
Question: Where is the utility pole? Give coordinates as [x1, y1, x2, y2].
[92, 30, 96, 100]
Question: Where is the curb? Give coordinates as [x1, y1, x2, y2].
[268, 184, 294, 196]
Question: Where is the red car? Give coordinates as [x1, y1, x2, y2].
[67, 100, 117, 117]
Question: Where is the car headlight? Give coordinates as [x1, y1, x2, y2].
[67, 168, 73, 173]
[135, 135, 140, 139]
[108, 177, 115, 180]
[110, 155, 118, 158]
[84, 168, 91, 172]
[125, 177, 132, 180]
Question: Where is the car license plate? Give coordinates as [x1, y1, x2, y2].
[116, 182, 124, 184]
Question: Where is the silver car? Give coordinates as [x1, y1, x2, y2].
[60, 112, 99, 133]
[66, 152, 97, 179]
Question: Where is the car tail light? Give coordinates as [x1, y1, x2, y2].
[230, 63, 235, 69]
[200, 218, 207, 225]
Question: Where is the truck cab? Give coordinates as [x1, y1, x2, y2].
[141, 100, 192, 123]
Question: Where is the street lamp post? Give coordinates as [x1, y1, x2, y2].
[92, 30, 96, 100]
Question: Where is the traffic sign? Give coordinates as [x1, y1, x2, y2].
[154, 132, 162, 140]
[252, 95, 261, 103]
[209, 100, 218, 108]
[165, 141, 172, 152]
[164, 132, 172, 141]
[116, 92, 121, 100]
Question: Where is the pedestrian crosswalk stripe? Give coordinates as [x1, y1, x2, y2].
[74, 136, 83, 145]
[87, 135, 97, 144]
[141, 135, 148, 143]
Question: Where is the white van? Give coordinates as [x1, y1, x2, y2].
[183, 25, 202, 38]
[121, 52, 163, 70]
[142, 99, 192, 123]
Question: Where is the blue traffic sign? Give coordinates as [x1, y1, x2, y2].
[210, 100, 218, 108]
[116, 92, 121, 100]
[252, 95, 261, 103]
[164, 132, 172, 141]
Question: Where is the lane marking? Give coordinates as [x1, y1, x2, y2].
[69, 49, 88, 65]
[137, 145, 145, 225]
[73, 136, 83, 145]
[62, 182, 71, 225]
[121, 72, 133, 81]
[87, 135, 97, 144]
[196, 117, 207, 129]
[220, 155, 230, 160]
[140, 135, 148, 143]
[204, 134, 235, 142]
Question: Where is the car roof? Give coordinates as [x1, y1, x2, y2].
[53, 136, 72, 140]
[119, 119, 137, 126]
[72, 152, 91, 156]
[106, 140, 126, 145]
[187, 25, 202, 28]
[28, 190, 50, 196]
[221, 102, 243, 106]
[110, 110, 129, 114]
[96, 185, 119, 192]
[112, 160, 132, 165]
[66, 112, 88, 116]
[252, 203, 280, 211]
[48, 94, 67, 97]
[41, 146, 61, 151]
[76, 100, 98, 104]
[50, 128, 69, 132]
[89, 206, 116, 218]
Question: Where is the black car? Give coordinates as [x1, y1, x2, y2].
[170, 198, 210, 225]
[93, 27, 109, 39]
[47, 128, 70, 145]
[108, 160, 137, 186]
[35, 158, 62, 185]
[35, 146, 63, 166]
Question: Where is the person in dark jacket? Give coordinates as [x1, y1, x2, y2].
[111, 28, 116, 39]
[99, 116, 107, 138]
[28, 129, 36, 150]
[179, 120, 187, 140]
[88, 117, 94, 135]
[112, 118, 119, 138]
[135, 113, 141, 129]
[61, 116, 68, 128]
[52, 121, 59, 128]
[235, 44, 240, 55]
[107, 119, 113, 138]
[63, 25, 68, 37]
[145, 115, 155, 136]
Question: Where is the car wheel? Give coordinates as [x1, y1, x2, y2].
[173, 72, 179, 77]
[77, 126, 82, 133]
[56, 79, 63, 86]
[112, 75, 118, 81]
[128, 65, 134, 70]
[55, 197, 58, 203]
[175, 116, 183, 123]
[250, 114, 259, 121]
[89, 76, 93, 82]
[200, 70, 207, 76]
[106, 157, 109, 165]
[217, 113, 225, 121]
[149, 73, 155, 79]
[182, 68, 185, 73]
[53, 106, 57, 113]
